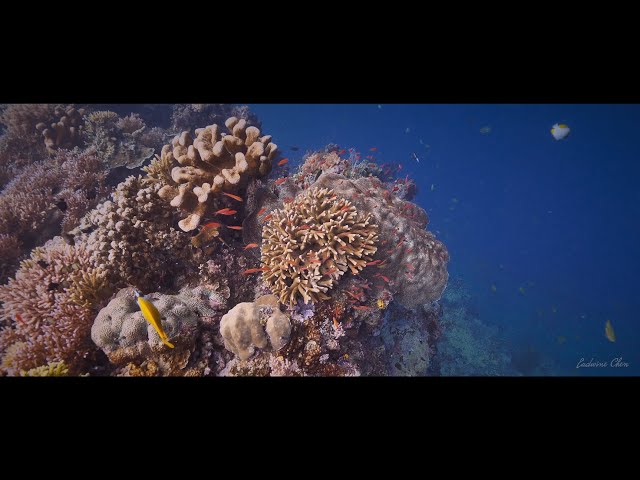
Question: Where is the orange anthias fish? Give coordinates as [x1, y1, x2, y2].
[257, 207, 267, 216]
[201, 221, 221, 230]
[222, 192, 243, 202]
[214, 208, 238, 216]
[366, 260, 381, 266]
[244, 243, 259, 250]
[353, 305, 373, 311]
[338, 149, 346, 155]
[241, 267, 269, 275]
[369, 147, 377, 151]
[345, 291, 362, 300]
[263, 214, 273, 221]
[278, 158, 289, 166]
[226, 225, 243, 230]
[275, 177, 287, 185]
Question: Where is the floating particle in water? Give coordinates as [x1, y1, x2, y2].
[430, 183, 435, 192]
[405, 127, 411, 134]
[480, 125, 492, 134]
[378, 104, 382, 109]
[551, 123, 570, 141]
[557, 336, 566, 345]
[490, 284, 497, 293]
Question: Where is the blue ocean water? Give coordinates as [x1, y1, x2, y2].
[250, 103, 640, 376]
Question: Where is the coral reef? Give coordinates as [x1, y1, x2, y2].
[71, 175, 193, 292]
[20, 360, 69, 376]
[312, 172, 449, 307]
[261, 187, 378, 305]
[145, 117, 278, 231]
[0, 149, 110, 281]
[0, 238, 109, 375]
[431, 277, 515, 376]
[170, 104, 261, 132]
[83, 111, 158, 169]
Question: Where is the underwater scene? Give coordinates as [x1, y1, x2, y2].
[0, 103, 637, 377]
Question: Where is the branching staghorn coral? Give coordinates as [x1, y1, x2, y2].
[72, 175, 193, 292]
[0, 238, 109, 375]
[83, 111, 157, 169]
[144, 116, 278, 231]
[261, 187, 378, 306]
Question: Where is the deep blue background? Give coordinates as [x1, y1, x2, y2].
[250, 104, 640, 375]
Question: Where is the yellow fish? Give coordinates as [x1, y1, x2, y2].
[605, 320, 616, 343]
[135, 290, 174, 348]
[377, 298, 386, 309]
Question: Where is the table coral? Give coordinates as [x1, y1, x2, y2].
[144, 116, 278, 231]
[261, 187, 378, 306]
[0, 238, 109, 375]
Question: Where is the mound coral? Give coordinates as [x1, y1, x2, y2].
[83, 111, 157, 169]
[312, 172, 449, 307]
[36, 105, 85, 153]
[144, 116, 278, 231]
[219, 296, 292, 361]
[0, 238, 109, 375]
[91, 286, 222, 375]
[261, 187, 378, 306]
[72, 175, 192, 292]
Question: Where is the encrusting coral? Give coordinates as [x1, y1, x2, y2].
[260, 187, 378, 306]
[0, 238, 109, 375]
[144, 116, 278, 231]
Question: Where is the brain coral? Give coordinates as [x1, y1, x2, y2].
[312, 172, 449, 307]
[0, 238, 108, 375]
[91, 287, 211, 370]
[261, 187, 378, 306]
[144, 116, 278, 231]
